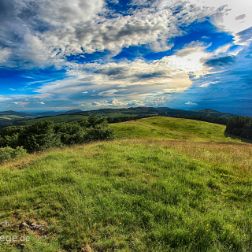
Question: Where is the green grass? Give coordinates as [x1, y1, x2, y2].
[0, 117, 251, 251]
[110, 116, 239, 142]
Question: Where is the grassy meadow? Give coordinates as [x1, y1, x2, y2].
[0, 117, 251, 251]
[110, 116, 239, 142]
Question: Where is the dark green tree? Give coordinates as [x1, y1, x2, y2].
[19, 121, 60, 152]
[56, 122, 86, 145]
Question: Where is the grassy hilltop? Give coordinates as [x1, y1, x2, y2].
[110, 116, 239, 142]
[0, 117, 251, 251]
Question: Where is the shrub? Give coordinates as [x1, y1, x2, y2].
[0, 147, 27, 163]
[0, 116, 114, 153]
[86, 128, 113, 141]
[19, 121, 61, 152]
[85, 115, 113, 141]
[0, 126, 24, 148]
[56, 122, 86, 145]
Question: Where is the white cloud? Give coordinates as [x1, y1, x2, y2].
[0, 0, 104, 67]
[31, 45, 212, 109]
[0, 96, 11, 102]
[185, 101, 198, 106]
[0, 0, 220, 67]
[189, 0, 252, 34]
[0, 0, 251, 111]
[0, 0, 251, 68]
[163, 45, 211, 77]
[74, 8, 179, 54]
[0, 48, 11, 64]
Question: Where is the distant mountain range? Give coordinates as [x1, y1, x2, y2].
[0, 110, 31, 117]
[0, 107, 243, 128]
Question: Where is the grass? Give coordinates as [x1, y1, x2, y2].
[0, 117, 251, 251]
[110, 116, 239, 142]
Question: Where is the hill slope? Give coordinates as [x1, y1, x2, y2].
[0, 111, 32, 127]
[0, 117, 251, 251]
[111, 116, 239, 142]
[0, 106, 240, 128]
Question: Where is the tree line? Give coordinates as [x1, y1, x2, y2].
[225, 116, 252, 141]
[0, 115, 113, 153]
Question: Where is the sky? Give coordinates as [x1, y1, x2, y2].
[0, 0, 251, 115]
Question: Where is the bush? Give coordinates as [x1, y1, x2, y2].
[85, 116, 113, 141]
[19, 121, 61, 152]
[55, 122, 86, 145]
[0, 126, 24, 148]
[0, 147, 27, 163]
[0, 116, 114, 153]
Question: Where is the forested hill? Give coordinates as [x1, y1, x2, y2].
[0, 107, 239, 127]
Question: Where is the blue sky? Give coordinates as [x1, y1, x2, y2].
[0, 0, 251, 115]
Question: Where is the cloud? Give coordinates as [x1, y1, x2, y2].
[205, 56, 235, 67]
[24, 45, 211, 110]
[0, 0, 104, 67]
[188, 0, 252, 34]
[170, 37, 252, 116]
[185, 101, 198, 106]
[0, 0, 221, 68]
[0, 0, 251, 113]
[0, 42, 217, 111]
[0, 96, 11, 102]
[0, 48, 11, 63]
[0, 0, 250, 69]
[75, 8, 179, 54]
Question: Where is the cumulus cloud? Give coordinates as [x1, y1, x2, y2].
[171, 32, 252, 115]
[23, 45, 211, 110]
[189, 0, 252, 34]
[0, 0, 251, 112]
[0, 48, 11, 63]
[0, 0, 104, 67]
[0, 0, 228, 67]
[74, 8, 179, 54]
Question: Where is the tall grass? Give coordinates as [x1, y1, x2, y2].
[0, 139, 251, 251]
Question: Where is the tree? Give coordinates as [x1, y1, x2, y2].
[85, 115, 113, 141]
[19, 121, 60, 152]
[56, 122, 86, 145]
[225, 117, 252, 141]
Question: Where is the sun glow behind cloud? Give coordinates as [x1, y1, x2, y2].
[0, 0, 251, 114]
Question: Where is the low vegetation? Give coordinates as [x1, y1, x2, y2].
[1, 107, 251, 141]
[0, 116, 251, 251]
[0, 115, 113, 153]
[0, 147, 26, 163]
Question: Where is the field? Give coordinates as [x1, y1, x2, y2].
[110, 116, 240, 142]
[0, 117, 251, 251]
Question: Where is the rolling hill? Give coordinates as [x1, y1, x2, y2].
[0, 107, 239, 128]
[0, 111, 32, 127]
[110, 116, 239, 142]
[0, 117, 251, 251]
